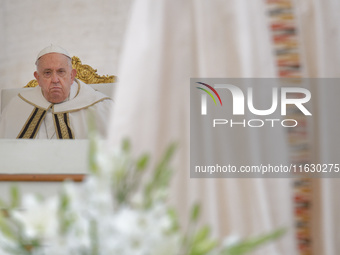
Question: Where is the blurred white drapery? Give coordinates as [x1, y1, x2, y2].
[108, 1, 296, 254]
[108, 0, 340, 254]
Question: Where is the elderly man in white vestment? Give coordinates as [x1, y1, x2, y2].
[0, 45, 113, 139]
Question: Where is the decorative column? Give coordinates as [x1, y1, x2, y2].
[266, 1, 312, 254]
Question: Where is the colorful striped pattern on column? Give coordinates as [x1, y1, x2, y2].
[266, 1, 312, 254]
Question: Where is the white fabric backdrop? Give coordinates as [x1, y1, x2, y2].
[108, 1, 296, 254]
[108, 0, 340, 254]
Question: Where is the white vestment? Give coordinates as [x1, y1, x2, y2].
[0, 80, 112, 139]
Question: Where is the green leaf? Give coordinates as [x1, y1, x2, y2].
[0, 198, 7, 208]
[136, 154, 149, 171]
[122, 139, 131, 153]
[191, 239, 217, 255]
[193, 225, 210, 243]
[223, 228, 286, 255]
[58, 192, 72, 234]
[154, 143, 177, 172]
[167, 208, 180, 232]
[0, 215, 16, 241]
[10, 185, 20, 209]
[191, 204, 200, 222]
[59, 192, 69, 212]
[143, 143, 176, 208]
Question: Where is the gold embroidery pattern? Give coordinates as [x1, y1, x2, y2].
[17, 108, 46, 139]
[54, 113, 74, 139]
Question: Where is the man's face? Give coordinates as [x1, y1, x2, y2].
[34, 53, 76, 104]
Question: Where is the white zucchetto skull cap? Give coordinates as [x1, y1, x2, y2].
[35, 44, 71, 65]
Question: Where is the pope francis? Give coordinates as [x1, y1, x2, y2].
[0, 45, 113, 139]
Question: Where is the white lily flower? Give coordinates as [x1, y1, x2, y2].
[11, 195, 59, 242]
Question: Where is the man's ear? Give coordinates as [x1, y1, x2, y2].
[71, 69, 77, 81]
[33, 71, 40, 85]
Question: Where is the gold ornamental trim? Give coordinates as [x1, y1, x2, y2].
[25, 79, 39, 88]
[53, 112, 74, 139]
[17, 108, 47, 139]
[72, 56, 116, 84]
[25, 56, 116, 87]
